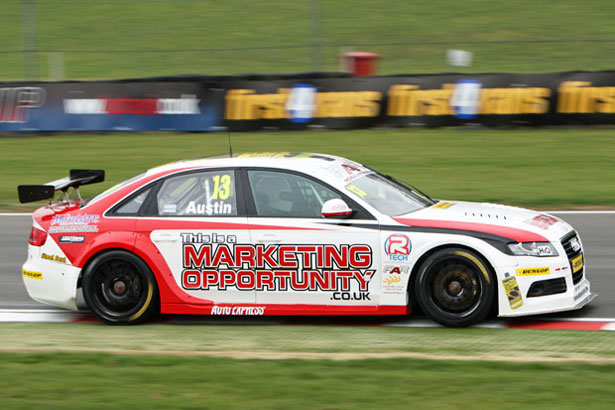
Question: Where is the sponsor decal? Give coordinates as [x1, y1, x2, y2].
[527, 214, 559, 230]
[49, 214, 99, 233]
[384, 275, 402, 286]
[557, 81, 615, 114]
[225, 88, 381, 120]
[237, 152, 291, 158]
[63, 95, 200, 115]
[162, 204, 177, 214]
[387, 84, 550, 116]
[346, 184, 367, 197]
[327, 161, 371, 183]
[180, 234, 374, 297]
[384, 234, 411, 262]
[0, 87, 46, 123]
[182, 232, 235, 243]
[286, 84, 317, 123]
[59, 235, 85, 243]
[23, 269, 43, 280]
[569, 237, 581, 252]
[432, 202, 454, 210]
[211, 306, 265, 316]
[331, 292, 370, 301]
[451, 80, 481, 120]
[41, 253, 67, 263]
[572, 254, 584, 273]
[51, 214, 99, 225]
[385, 266, 409, 275]
[515, 267, 550, 276]
[383, 265, 409, 294]
[502, 273, 523, 309]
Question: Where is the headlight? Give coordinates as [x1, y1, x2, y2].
[508, 242, 559, 257]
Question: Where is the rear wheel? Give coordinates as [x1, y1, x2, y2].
[82, 250, 158, 325]
[414, 248, 495, 327]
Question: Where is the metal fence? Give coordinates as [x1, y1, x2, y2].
[3, 1, 615, 80]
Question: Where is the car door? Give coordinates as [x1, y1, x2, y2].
[134, 168, 254, 304]
[243, 168, 382, 308]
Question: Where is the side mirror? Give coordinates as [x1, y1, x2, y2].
[321, 198, 353, 219]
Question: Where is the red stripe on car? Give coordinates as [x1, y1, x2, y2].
[394, 218, 548, 242]
[161, 303, 409, 316]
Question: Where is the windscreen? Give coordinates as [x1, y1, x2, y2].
[345, 173, 432, 216]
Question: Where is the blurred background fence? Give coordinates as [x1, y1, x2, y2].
[3, 0, 615, 81]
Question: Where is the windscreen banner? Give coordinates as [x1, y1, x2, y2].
[0, 71, 613, 131]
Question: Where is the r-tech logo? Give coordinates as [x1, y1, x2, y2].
[384, 234, 411, 262]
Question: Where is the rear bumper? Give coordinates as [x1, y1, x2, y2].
[22, 256, 81, 311]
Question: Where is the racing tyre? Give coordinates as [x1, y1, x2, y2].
[82, 250, 159, 325]
[414, 248, 495, 327]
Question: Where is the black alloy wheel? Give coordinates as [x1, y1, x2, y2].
[414, 248, 495, 327]
[82, 250, 158, 325]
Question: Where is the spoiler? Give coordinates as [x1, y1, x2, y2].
[18, 169, 105, 203]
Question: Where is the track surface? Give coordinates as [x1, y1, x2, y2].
[1, 213, 613, 319]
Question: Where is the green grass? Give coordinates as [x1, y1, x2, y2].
[1, 0, 614, 80]
[2, 129, 614, 211]
[0, 352, 613, 409]
[2, 322, 614, 361]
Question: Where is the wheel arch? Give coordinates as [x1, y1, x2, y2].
[407, 243, 497, 307]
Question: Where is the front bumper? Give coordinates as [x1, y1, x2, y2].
[496, 254, 593, 317]
[22, 248, 81, 311]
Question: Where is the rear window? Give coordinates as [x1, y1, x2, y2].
[83, 172, 146, 207]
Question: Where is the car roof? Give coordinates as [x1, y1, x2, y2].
[146, 152, 360, 177]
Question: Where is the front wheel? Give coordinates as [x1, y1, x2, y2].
[414, 248, 495, 327]
[82, 250, 159, 325]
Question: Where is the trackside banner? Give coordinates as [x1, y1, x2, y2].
[0, 71, 613, 131]
[0, 80, 223, 131]
[222, 71, 615, 130]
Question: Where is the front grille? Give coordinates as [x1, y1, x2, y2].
[561, 231, 584, 284]
[527, 277, 567, 297]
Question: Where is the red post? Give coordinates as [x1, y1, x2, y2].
[342, 52, 380, 76]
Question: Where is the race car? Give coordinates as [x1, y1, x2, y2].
[18, 153, 595, 326]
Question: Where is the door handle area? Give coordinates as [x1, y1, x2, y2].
[151, 232, 179, 243]
[255, 233, 282, 243]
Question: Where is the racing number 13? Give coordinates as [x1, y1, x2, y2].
[212, 174, 231, 200]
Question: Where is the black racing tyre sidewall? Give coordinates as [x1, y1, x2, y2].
[82, 250, 159, 325]
[414, 247, 495, 327]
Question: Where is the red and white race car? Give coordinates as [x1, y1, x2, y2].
[19, 153, 595, 325]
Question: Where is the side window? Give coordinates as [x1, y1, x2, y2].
[114, 187, 151, 215]
[247, 170, 340, 218]
[156, 170, 237, 216]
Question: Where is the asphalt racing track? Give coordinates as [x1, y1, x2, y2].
[0, 212, 613, 322]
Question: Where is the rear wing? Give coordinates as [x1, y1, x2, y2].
[18, 169, 105, 203]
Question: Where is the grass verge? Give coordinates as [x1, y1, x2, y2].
[1, 322, 614, 362]
[0, 351, 613, 409]
[1, 128, 614, 211]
